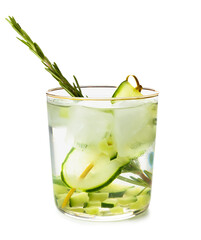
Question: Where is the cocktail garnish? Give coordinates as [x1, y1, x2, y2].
[6, 16, 83, 97]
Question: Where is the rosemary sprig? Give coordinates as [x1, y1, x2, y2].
[119, 159, 152, 187]
[117, 175, 150, 188]
[6, 16, 83, 97]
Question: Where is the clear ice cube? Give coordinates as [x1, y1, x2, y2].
[68, 105, 114, 147]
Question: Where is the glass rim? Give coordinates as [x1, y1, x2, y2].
[46, 86, 159, 101]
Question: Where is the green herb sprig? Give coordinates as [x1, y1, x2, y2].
[6, 16, 83, 97]
[117, 175, 150, 188]
[118, 159, 152, 187]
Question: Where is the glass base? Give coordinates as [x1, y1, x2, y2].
[57, 206, 148, 221]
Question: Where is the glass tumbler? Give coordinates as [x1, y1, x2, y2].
[46, 86, 159, 221]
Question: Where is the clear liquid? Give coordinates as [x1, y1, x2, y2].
[47, 99, 157, 220]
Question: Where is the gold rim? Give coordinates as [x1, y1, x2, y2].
[46, 86, 159, 101]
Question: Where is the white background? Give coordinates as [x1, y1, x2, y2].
[1, 1, 201, 239]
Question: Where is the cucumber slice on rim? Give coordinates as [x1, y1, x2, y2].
[61, 148, 129, 192]
[112, 75, 143, 101]
[112, 80, 142, 98]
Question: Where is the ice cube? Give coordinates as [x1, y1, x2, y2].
[113, 102, 157, 159]
[68, 105, 114, 147]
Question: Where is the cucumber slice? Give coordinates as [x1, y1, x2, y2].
[110, 207, 124, 214]
[88, 192, 109, 202]
[129, 194, 150, 210]
[109, 191, 125, 198]
[117, 196, 137, 206]
[53, 176, 67, 186]
[55, 193, 69, 200]
[53, 184, 69, 195]
[99, 183, 131, 193]
[101, 198, 118, 208]
[69, 192, 89, 207]
[112, 80, 142, 99]
[56, 198, 66, 208]
[85, 207, 100, 215]
[86, 201, 101, 207]
[55, 193, 70, 208]
[123, 187, 144, 197]
[101, 203, 114, 208]
[61, 148, 129, 192]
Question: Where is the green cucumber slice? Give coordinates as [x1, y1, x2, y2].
[117, 196, 137, 206]
[53, 184, 69, 195]
[88, 192, 109, 202]
[69, 192, 89, 207]
[123, 187, 144, 197]
[86, 201, 101, 207]
[112, 80, 142, 99]
[56, 198, 67, 208]
[101, 203, 114, 208]
[61, 148, 129, 192]
[101, 198, 118, 208]
[55, 193, 69, 200]
[53, 176, 67, 186]
[85, 207, 100, 215]
[99, 183, 131, 193]
[109, 191, 125, 198]
[129, 194, 150, 210]
[110, 207, 124, 214]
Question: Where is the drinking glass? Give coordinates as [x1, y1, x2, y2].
[46, 86, 158, 221]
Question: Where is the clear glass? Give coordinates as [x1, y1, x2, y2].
[46, 86, 158, 221]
